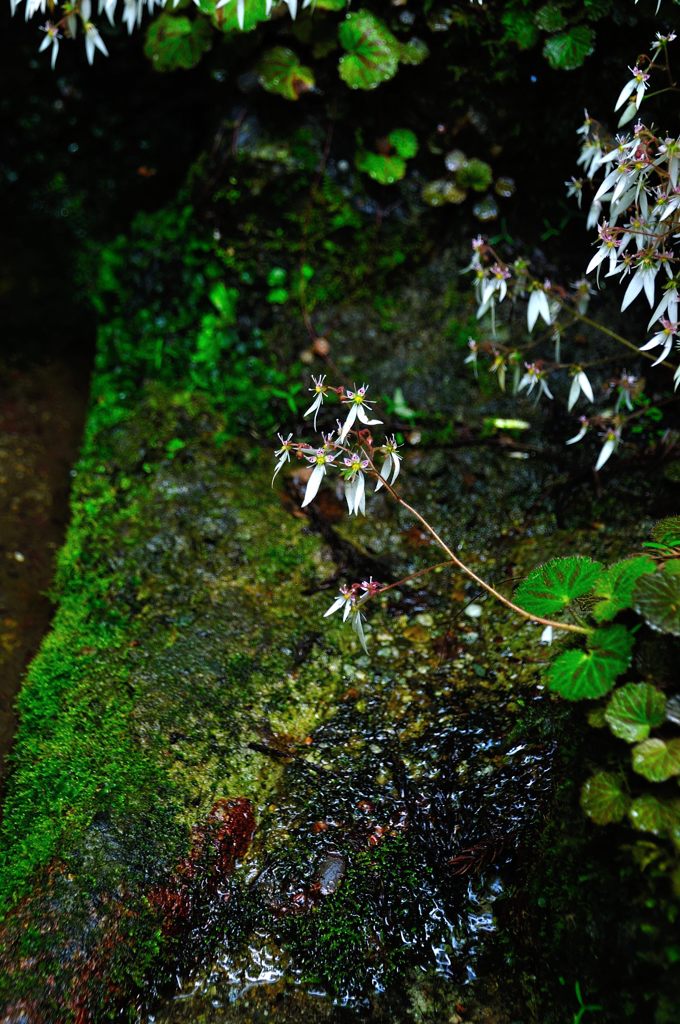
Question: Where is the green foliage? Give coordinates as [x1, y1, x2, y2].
[355, 149, 406, 185]
[547, 624, 633, 700]
[633, 562, 680, 636]
[258, 47, 315, 101]
[580, 772, 629, 824]
[388, 128, 418, 160]
[514, 556, 603, 617]
[605, 683, 667, 743]
[399, 37, 429, 66]
[591, 556, 656, 623]
[532, 525, 680, 865]
[651, 516, 680, 545]
[501, 7, 540, 50]
[535, 3, 568, 32]
[455, 157, 493, 192]
[144, 13, 212, 71]
[542, 24, 595, 70]
[354, 128, 418, 185]
[338, 10, 400, 90]
[628, 794, 680, 838]
[209, 282, 238, 323]
[632, 739, 680, 783]
[209, 0, 269, 33]
[422, 179, 467, 206]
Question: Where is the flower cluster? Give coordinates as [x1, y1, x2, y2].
[12, 0, 305, 67]
[575, 35, 679, 385]
[272, 377, 403, 649]
[465, 33, 679, 473]
[323, 577, 382, 653]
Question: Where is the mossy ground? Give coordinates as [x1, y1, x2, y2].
[1, 126, 679, 1022]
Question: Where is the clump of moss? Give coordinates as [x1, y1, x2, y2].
[280, 837, 429, 995]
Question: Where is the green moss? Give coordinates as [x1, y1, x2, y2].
[281, 837, 428, 993]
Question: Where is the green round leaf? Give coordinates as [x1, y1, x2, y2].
[628, 794, 680, 836]
[632, 738, 680, 782]
[388, 128, 418, 160]
[542, 25, 595, 70]
[355, 149, 406, 185]
[338, 10, 400, 90]
[633, 565, 680, 636]
[581, 772, 629, 824]
[456, 158, 493, 193]
[144, 14, 213, 72]
[651, 516, 680, 544]
[422, 179, 467, 206]
[258, 47, 315, 100]
[399, 38, 429, 66]
[210, 0, 270, 34]
[501, 9, 539, 50]
[547, 625, 633, 701]
[514, 556, 604, 617]
[604, 683, 667, 743]
[535, 3, 567, 31]
[592, 556, 656, 623]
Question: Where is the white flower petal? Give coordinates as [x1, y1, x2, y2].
[621, 272, 644, 311]
[595, 438, 616, 471]
[577, 371, 594, 403]
[355, 405, 382, 427]
[301, 463, 325, 507]
[352, 610, 368, 653]
[614, 78, 637, 111]
[324, 596, 346, 618]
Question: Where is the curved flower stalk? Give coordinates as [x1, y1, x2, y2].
[12, 0, 311, 66]
[272, 377, 591, 652]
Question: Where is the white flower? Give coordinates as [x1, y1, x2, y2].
[122, 0, 140, 33]
[640, 318, 677, 365]
[586, 222, 619, 279]
[571, 278, 593, 315]
[84, 22, 108, 63]
[303, 374, 328, 431]
[338, 385, 382, 442]
[566, 417, 589, 445]
[648, 286, 679, 328]
[620, 255, 658, 310]
[565, 177, 584, 208]
[350, 607, 368, 653]
[567, 368, 594, 411]
[658, 138, 680, 188]
[374, 435, 402, 492]
[595, 429, 620, 471]
[100, 0, 117, 26]
[527, 284, 552, 332]
[518, 363, 553, 401]
[342, 453, 369, 516]
[38, 21, 60, 67]
[301, 448, 335, 508]
[25, 0, 47, 19]
[324, 585, 355, 623]
[272, 432, 294, 484]
[615, 67, 650, 114]
[324, 586, 369, 651]
[463, 337, 478, 376]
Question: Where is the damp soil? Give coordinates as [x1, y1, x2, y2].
[0, 354, 90, 779]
